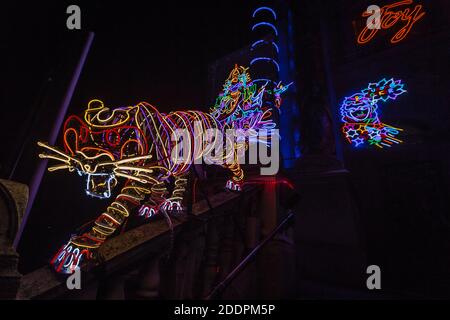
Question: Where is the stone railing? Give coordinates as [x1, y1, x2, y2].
[16, 184, 266, 300]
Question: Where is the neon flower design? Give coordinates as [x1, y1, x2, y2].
[340, 78, 406, 148]
[38, 65, 290, 274]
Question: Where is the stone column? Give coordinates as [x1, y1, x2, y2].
[132, 254, 163, 300]
[0, 179, 28, 299]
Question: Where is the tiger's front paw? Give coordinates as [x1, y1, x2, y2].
[50, 238, 96, 274]
[138, 204, 158, 218]
[225, 179, 242, 191]
[160, 199, 185, 214]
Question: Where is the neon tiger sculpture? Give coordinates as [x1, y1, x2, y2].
[38, 65, 289, 274]
[340, 78, 406, 148]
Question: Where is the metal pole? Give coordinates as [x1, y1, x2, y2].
[205, 209, 294, 300]
[13, 32, 95, 249]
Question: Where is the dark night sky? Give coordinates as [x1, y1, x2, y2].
[1, 1, 259, 272]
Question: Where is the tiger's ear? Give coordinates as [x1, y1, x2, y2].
[63, 115, 89, 156]
[87, 99, 105, 111]
[85, 99, 108, 125]
[64, 127, 79, 156]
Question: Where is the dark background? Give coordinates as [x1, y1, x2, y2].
[1, 0, 450, 298]
[291, 0, 450, 298]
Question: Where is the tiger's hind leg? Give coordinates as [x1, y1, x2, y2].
[224, 161, 244, 191]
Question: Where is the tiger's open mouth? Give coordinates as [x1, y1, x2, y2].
[80, 171, 116, 199]
[38, 141, 159, 199]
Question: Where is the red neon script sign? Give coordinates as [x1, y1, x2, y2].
[357, 0, 426, 44]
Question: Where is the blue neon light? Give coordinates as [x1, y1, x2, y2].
[251, 39, 264, 49]
[252, 22, 279, 36]
[251, 40, 280, 53]
[252, 7, 277, 20]
[340, 78, 407, 149]
[250, 57, 280, 72]
[272, 42, 280, 53]
[252, 78, 276, 84]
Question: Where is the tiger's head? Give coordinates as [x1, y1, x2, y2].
[38, 99, 152, 199]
